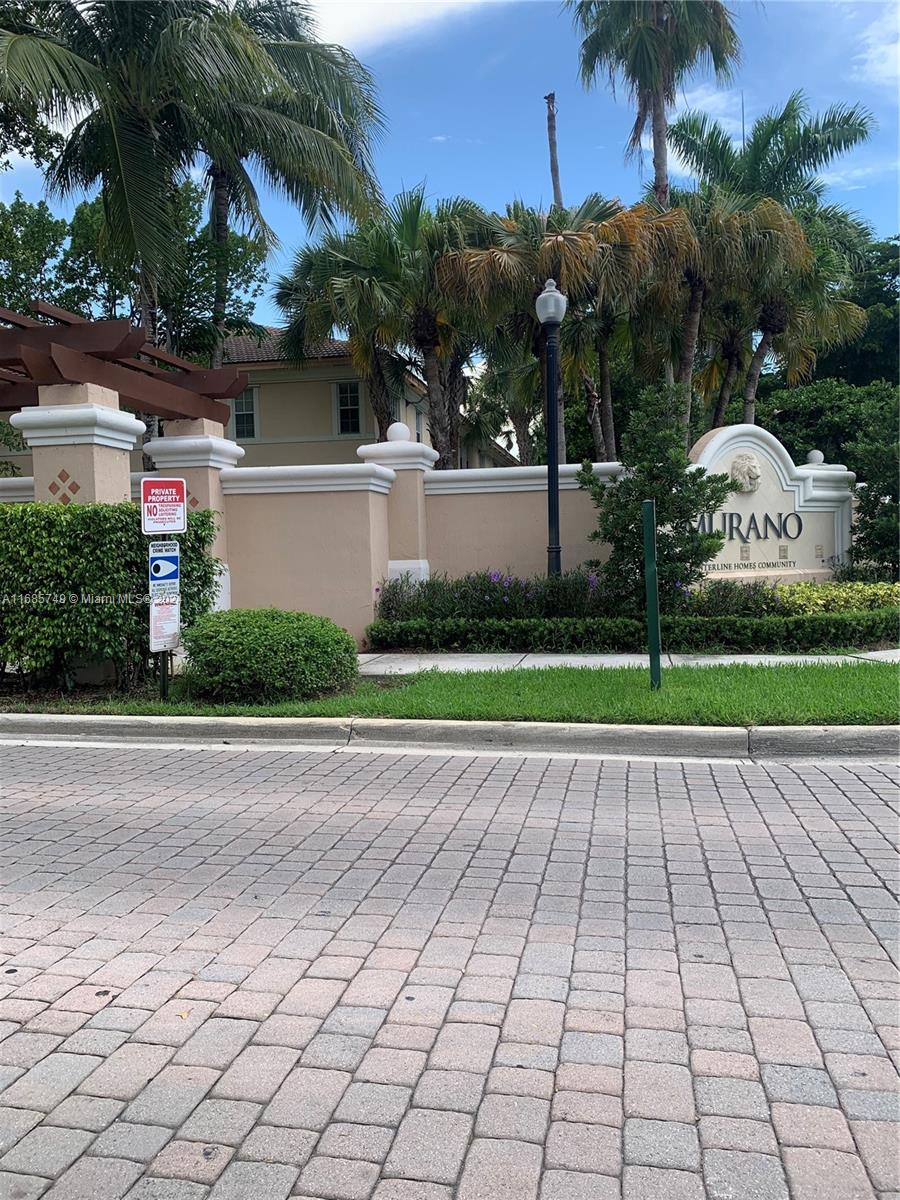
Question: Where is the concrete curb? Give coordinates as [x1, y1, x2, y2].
[0, 712, 896, 759]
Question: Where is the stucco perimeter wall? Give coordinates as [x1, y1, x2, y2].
[424, 465, 619, 577]
[221, 464, 393, 644]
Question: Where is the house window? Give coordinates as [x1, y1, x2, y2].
[415, 408, 423, 443]
[232, 388, 257, 440]
[336, 381, 361, 435]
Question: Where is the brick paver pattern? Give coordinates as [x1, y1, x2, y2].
[0, 744, 896, 1200]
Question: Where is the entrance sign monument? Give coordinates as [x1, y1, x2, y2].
[690, 424, 855, 580]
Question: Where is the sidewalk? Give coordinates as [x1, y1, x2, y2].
[358, 648, 900, 675]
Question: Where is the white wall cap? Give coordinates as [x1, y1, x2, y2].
[358, 422, 440, 471]
[425, 461, 622, 495]
[144, 435, 245, 470]
[10, 404, 146, 450]
[221, 462, 396, 495]
[0, 476, 34, 503]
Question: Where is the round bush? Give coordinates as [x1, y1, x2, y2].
[182, 608, 357, 702]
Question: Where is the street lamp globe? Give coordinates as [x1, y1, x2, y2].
[535, 278, 568, 326]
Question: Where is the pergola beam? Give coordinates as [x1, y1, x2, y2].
[0, 320, 144, 366]
[0, 301, 246, 422]
[48, 344, 231, 423]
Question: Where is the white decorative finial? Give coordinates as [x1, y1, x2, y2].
[387, 422, 411, 442]
[806, 449, 825, 464]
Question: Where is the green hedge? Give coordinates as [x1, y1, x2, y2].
[0, 502, 218, 688]
[183, 608, 357, 703]
[367, 609, 899, 654]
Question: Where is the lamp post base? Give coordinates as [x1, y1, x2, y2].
[547, 545, 561, 577]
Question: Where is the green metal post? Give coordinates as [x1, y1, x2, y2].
[160, 651, 169, 702]
[642, 498, 662, 691]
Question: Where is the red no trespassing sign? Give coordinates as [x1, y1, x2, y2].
[141, 478, 187, 535]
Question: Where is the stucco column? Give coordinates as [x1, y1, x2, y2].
[143, 418, 244, 608]
[10, 382, 145, 504]
[357, 422, 438, 580]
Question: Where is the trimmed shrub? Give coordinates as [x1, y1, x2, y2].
[367, 609, 899, 654]
[690, 579, 900, 616]
[0, 502, 218, 689]
[775, 582, 900, 613]
[376, 569, 614, 622]
[377, 572, 899, 623]
[183, 608, 357, 702]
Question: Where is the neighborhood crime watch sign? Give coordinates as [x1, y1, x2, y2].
[141, 478, 187, 535]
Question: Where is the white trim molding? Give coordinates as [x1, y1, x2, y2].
[10, 404, 146, 451]
[358, 422, 440, 472]
[690, 424, 856, 563]
[0, 476, 34, 503]
[221, 462, 395, 495]
[144, 435, 245, 471]
[425, 461, 622, 495]
[388, 559, 430, 581]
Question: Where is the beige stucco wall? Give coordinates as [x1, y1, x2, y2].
[426, 488, 605, 577]
[225, 488, 389, 643]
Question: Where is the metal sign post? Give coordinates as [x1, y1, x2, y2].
[642, 498, 663, 691]
[142, 481, 185, 704]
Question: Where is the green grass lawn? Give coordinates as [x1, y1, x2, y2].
[2, 662, 897, 725]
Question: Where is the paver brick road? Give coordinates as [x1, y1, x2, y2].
[0, 743, 896, 1199]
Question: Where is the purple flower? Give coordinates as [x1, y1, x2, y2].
[587, 571, 599, 592]
[489, 569, 502, 583]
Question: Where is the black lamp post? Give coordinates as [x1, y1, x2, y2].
[536, 278, 567, 577]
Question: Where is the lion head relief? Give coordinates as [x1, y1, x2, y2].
[730, 453, 761, 493]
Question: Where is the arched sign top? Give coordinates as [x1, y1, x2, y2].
[688, 424, 855, 580]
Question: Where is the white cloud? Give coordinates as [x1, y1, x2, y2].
[674, 82, 746, 138]
[311, 0, 505, 54]
[820, 157, 899, 189]
[850, 4, 900, 87]
[430, 135, 450, 143]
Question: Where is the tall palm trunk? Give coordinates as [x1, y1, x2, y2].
[545, 92, 564, 208]
[442, 353, 466, 469]
[510, 408, 533, 466]
[583, 373, 605, 459]
[210, 165, 230, 370]
[651, 91, 669, 208]
[710, 353, 740, 429]
[596, 336, 617, 460]
[422, 345, 453, 468]
[368, 355, 394, 441]
[677, 281, 704, 441]
[742, 330, 772, 424]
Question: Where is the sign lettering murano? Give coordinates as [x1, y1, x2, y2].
[695, 510, 804, 545]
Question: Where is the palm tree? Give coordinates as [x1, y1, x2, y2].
[200, 0, 381, 366]
[567, 0, 740, 206]
[0, 1, 378, 355]
[277, 187, 480, 467]
[665, 185, 810, 440]
[668, 90, 874, 208]
[448, 194, 635, 462]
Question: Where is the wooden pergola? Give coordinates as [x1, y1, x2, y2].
[0, 302, 248, 426]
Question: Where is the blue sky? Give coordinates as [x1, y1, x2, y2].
[5, 0, 899, 325]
